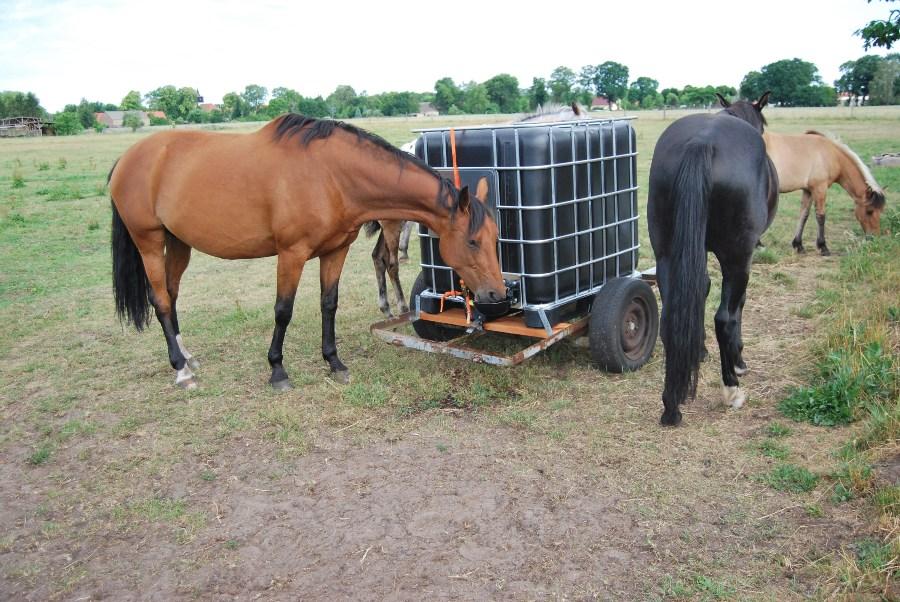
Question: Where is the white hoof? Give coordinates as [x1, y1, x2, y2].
[175, 365, 197, 389]
[722, 386, 745, 409]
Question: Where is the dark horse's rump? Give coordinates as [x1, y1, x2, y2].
[648, 93, 777, 426]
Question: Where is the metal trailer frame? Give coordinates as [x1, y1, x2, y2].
[369, 269, 657, 367]
[413, 116, 639, 335]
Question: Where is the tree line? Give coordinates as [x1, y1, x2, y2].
[3, 53, 899, 136]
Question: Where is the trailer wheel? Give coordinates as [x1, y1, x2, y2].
[589, 277, 658, 372]
[410, 271, 464, 342]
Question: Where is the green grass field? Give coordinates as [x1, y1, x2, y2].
[1, 106, 898, 599]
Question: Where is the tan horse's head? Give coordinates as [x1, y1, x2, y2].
[438, 178, 508, 315]
[855, 186, 886, 235]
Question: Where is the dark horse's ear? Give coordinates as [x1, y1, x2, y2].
[754, 91, 771, 110]
[457, 186, 471, 214]
[571, 101, 581, 116]
[715, 93, 731, 108]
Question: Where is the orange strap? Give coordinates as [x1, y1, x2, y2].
[449, 128, 461, 189]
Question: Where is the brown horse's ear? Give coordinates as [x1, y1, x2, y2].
[457, 186, 471, 214]
[571, 101, 581, 116]
[754, 91, 771, 110]
[474, 177, 489, 202]
[715, 93, 731, 108]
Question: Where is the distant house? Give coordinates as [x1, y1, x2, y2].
[590, 96, 618, 111]
[415, 102, 439, 117]
[95, 111, 150, 128]
[198, 103, 218, 112]
[147, 110, 167, 120]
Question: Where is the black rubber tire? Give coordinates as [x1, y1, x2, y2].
[409, 271, 464, 342]
[589, 277, 659, 373]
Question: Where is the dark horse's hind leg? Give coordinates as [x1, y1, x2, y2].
[381, 222, 409, 315]
[372, 231, 392, 317]
[320, 245, 351, 384]
[655, 258, 682, 426]
[268, 252, 307, 391]
[714, 258, 751, 408]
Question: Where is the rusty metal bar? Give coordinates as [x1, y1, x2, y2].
[370, 314, 589, 367]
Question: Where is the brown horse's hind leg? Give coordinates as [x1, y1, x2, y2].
[268, 251, 306, 391]
[812, 187, 830, 256]
[165, 233, 199, 371]
[792, 190, 813, 253]
[320, 245, 351, 384]
[372, 230, 392, 317]
[135, 229, 196, 388]
[381, 221, 409, 315]
[398, 220, 413, 263]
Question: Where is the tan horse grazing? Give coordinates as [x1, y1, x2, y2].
[764, 130, 886, 255]
[109, 114, 507, 390]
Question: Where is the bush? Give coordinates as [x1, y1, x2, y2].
[122, 112, 143, 132]
[148, 115, 169, 126]
[93, 121, 107, 133]
[53, 111, 83, 136]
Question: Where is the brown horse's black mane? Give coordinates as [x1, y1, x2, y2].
[271, 113, 488, 236]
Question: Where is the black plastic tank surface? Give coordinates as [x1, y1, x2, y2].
[415, 118, 638, 328]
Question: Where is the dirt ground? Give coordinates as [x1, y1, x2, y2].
[0, 251, 872, 601]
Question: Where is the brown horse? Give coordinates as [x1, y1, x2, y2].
[763, 130, 886, 255]
[109, 114, 507, 390]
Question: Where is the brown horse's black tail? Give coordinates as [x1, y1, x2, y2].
[110, 163, 152, 331]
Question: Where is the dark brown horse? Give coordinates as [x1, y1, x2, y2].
[648, 92, 778, 426]
[109, 114, 507, 390]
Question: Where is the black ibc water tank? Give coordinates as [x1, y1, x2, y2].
[415, 118, 638, 328]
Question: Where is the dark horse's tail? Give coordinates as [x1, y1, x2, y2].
[109, 160, 152, 330]
[662, 143, 713, 418]
[363, 221, 381, 237]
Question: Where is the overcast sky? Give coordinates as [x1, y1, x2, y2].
[1, 0, 894, 112]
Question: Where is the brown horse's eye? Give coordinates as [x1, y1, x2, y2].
[468, 239, 479, 249]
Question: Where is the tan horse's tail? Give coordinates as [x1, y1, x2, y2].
[110, 162, 152, 330]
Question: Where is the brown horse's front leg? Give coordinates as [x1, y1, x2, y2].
[320, 246, 351, 384]
[268, 252, 306, 391]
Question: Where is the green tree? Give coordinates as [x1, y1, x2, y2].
[627, 76, 659, 107]
[326, 85, 359, 118]
[120, 90, 142, 110]
[527, 77, 549, 109]
[549, 66, 577, 103]
[145, 86, 198, 121]
[483, 73, 520, 113]
[741, 58, 834, 106]
[837, 55, 884, 103]
[122, 112, 143, 131]
[870, 55, 900, 103]
[715, 85, 737, 99]
[856, 0, 900, 49]
[267, 87, 303, 116]
[581, 61, 629, 104]
[664, 92, 679, 107]
[222, 91, 248, 119]
[434, 77, 462, 113]
[53, 111, 83, 135]
[297, 96, 330, 118]
[0, 91, 47, 118]
[461, 82, 494, 114]
[241, 84, 268, 113]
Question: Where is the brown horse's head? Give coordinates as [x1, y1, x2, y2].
[438, 178, 508, 315]
[855, 185, 886, 235]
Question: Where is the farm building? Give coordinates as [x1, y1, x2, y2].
[590, 96, 618, 111]
[415, 102, 439, 117]
[94, 111, 152, 128]
[0, 116, 48, 137]
[198, 103, 219, 112]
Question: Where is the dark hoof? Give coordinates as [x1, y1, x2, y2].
[660, 409, 682, 426]
[818, 246, 831, 257]
[330, 369, 351, 385]
[399, 304, 410, 314]
[792, 240, 804, 253]
[271, 379, 293, 392]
